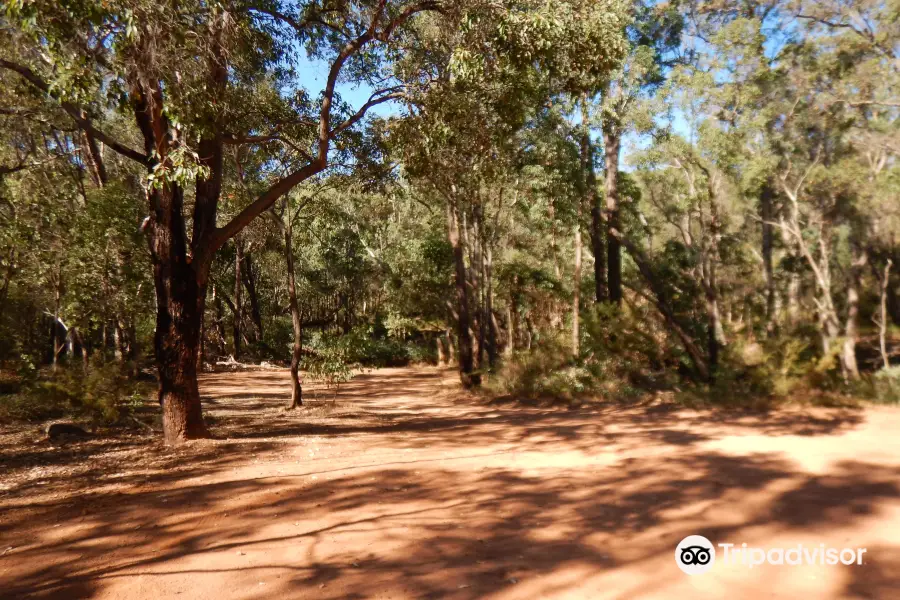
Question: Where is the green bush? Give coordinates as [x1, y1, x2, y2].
[309, 326, 416, 368]
[871, 366, 900, 403]
[0, 361, 151, 424]
[305, 347, 357, 400]
[487, 336, 594, 402]
[580, 303, 676, 394]
[709, 337, 812, 401]
[406, 340, 438, 365]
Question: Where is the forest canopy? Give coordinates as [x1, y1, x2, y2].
[1, 0, 899, 443]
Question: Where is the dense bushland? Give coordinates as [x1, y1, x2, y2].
[1, 0, 899, 439]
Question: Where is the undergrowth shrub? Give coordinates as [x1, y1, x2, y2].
[307, 325, 439, 370]
[405, 340, 438, 365]
[581, 303, 676, 396]
[707, 337, 812, 402]
[486, 336, 594, 402]
[0, 361, 151, 424]
[488, 304, 685, 403]
[868, 366, 900, 403]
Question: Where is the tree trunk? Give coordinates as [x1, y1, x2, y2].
[232, 237, 243, 359]
[73, 328, 89, 371]
[888, 272, 900, 327]
[525, 316, 534, 350]
[878, 260, 893, 369]
[603, 120, 622, 305]
[705, 265, 721, 373]
[485, 243, 496, 367]
[474, 205, 485, 369]
[197, 315, 205, 372]
[581, 96, 606, 303]
[0, 248, 15, 315]
[886, 247, 900, 327]
[841, 250, 866, 380]
[549, 203, 561, 279]
[212, 285, 227, 357]
[761, 181, 776, 335]
[52, 271, 62, 370]
[447, 202, 479, 387]
[283, 216, 304, 409]
[507, 293, 518, 356]
[114, 322, 124, 360]
[436, 336, 446, 365]
[83, 130, 108, 187]
[704, 192, 726, 374]
[787, 272, 800, 326]
[446, 328, 456, 361]
[572, 219, 582, 357]
[150, 184, 210, 444]
[242, 252, 263, 343]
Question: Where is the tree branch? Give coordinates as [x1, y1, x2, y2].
[0, 59, 148, 164]
[206, 0, 440, 258]
[330, 87, 405, 137]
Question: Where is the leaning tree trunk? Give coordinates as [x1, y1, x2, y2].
[609, 225, 710, 381]
[283, 217, 304, 409]
[447, 202, 479, 387]
[506, 295, 518, 357]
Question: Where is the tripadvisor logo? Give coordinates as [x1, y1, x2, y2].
[675, 535, 868, 575]
[675, 535, 716, 575]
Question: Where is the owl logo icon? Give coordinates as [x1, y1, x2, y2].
[675, 535, 716, 575]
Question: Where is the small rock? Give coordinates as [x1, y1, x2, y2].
[46, 423, 90, 440]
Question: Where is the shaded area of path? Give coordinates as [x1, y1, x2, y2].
[1, 366, 899, 598]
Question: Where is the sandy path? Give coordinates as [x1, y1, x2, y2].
[1, 366, 899, 598]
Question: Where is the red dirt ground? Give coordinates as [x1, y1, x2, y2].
[1, 366, 899, 599]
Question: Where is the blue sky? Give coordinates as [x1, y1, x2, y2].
[294, 50, 690, 173]
[296, 54, 399, 119]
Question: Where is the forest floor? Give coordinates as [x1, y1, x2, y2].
[1, 366, 900, 599]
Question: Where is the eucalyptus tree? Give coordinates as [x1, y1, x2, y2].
[391, 0, 628, 383]
[3, 0, 450, 443]
[766, 3, 900, 379]
[679, 0, 791, 336]
[394, 83, 511, 386]
[590, 1, 682, 305]
[794, 0, 900, 334]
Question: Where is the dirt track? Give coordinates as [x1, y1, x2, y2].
[1, 366, 900, 598]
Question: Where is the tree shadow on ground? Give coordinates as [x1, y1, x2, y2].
[0, 367, 895, 599]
